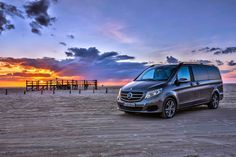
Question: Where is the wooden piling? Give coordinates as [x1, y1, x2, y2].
[31, 81, 33, 91]
[24, 90, 26, 95]
[26, 79, 98, 91]
[79, 89, 81, 94]
[106, 88, 108, 93]
[94, 80, 98, 90]
[5, 89, 8, 95]
[26, 80, 28, 91]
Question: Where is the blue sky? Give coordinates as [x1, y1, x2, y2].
[1, 0, 235, 59]
[0, 0, 236, 84]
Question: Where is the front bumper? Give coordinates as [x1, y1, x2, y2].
[117, 97, 163, 113]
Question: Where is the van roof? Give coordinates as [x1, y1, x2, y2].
[180, 62, 215, 66]
[150, 62, 215, 68]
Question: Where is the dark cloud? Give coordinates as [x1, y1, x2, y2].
[66, 47, 135, 61]
[196, 60, 212, 64]
[24, 0, 56, 34]
[67, 47, 100, 59]
[31, 27, 41, 35]
[115, 55, 135, 60]
[0, 2, 24, 34]
[65, 52, 73, 57]
[166, 56, 179, 64]
[215, 60, 224, 66]
[210, 47, 221, 51]
[0, 57, 62, 72]
[59, 42, 67, 46]
[62, 47, 146, 80]
[221, 47, 236, 55]
[0, 47, 147, 81]
[228, 60, 236, 66]
[198, 47, 210, 52]
[98, 52, 118, 60]
[0, 1, 56, 35]
[0, 2, 24, 18]
[193, 46, 236, 55]
[67, 34, 75, 39]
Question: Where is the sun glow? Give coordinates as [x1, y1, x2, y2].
[0, 61, 58, 87]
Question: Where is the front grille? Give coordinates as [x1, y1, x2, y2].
[120, 91, 144, 102]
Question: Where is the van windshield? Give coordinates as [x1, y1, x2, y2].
[136, 65, 177, 81]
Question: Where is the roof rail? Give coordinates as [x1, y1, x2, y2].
[181, 61, 209, 65]
[180, 62, 200, 64]
[180, 62, 215, 66]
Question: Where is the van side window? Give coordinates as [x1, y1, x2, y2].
[207, 66, 221, 80]
[177, 66, 191, 81]
[192, 65, 208, 81]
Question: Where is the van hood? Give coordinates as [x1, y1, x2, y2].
[121, 81, 166, 91]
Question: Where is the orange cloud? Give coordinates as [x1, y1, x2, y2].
[0, 60, 58, 87]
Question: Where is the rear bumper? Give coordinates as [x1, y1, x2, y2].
[117, 97, 163, 113]
[219, 93, 224, 100]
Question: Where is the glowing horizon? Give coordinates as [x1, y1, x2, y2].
[0, 59, 235, 88]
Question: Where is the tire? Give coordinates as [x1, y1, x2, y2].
[208, 93, 219, 109]
[161, 98, 177, 119]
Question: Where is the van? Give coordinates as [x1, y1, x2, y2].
[117, 62, 223, 118]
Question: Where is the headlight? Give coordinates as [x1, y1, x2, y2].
[145, 88, 162, 99]
[117, 89, 121, 99]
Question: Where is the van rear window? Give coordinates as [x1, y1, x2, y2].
[207, 66, 221, 80]
[191, 65, 221, 81]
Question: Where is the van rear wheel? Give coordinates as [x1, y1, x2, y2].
[208, 93, 219, 109]
[161, 98, 177, 119]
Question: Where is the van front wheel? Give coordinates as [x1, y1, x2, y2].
[161, 98, 177, 119]
[208, 93, 219, 109]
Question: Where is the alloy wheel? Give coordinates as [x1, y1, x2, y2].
[164, 99, 176, 118]
[212, 94, 219, 108]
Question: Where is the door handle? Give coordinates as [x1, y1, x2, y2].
[191, 82, 198, 86]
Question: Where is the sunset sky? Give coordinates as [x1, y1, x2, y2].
[0, 0, 236, 87]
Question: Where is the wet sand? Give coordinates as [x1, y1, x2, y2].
[0, 85, 236, 157]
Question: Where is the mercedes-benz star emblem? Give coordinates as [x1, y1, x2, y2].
[127, 92, 133, 99]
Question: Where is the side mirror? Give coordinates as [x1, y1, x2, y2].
[177, 77, 189, 83]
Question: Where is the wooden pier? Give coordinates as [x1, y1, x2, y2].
[26, 79, 98, 91]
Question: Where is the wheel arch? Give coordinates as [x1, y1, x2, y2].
[211, 88, 220, 98]
[163, 93, 179, 109]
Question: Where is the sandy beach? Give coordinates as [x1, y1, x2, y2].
[0, 84, 236, 157]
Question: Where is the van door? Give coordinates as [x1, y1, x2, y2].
[175, 66, 198, 108]
[191, 65, 212, 103]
